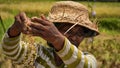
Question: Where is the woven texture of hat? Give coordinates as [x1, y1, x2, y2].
[48, 1, 99, 36]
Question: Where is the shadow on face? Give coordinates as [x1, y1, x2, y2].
[55, 23, 85, 47]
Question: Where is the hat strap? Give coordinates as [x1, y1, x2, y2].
[64, 14, 83, 35]
[64, 22, 78, 35]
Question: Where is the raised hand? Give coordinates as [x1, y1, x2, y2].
[28, 15, 64, 50]
[8, 12, 31, 37]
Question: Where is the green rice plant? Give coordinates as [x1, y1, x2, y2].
[0, 1, 120, 18]
[0, 18, 14, 41]
[79, 35, 120, 68]
[98, 18, 120, 34]
[0, 1, 120, 68]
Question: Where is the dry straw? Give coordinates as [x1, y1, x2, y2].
[48, 1, 99, 37]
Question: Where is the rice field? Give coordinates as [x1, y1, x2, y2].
[0, 1, 120, 68]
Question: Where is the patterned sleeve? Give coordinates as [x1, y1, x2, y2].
[56, 38, 97, 68]
[1, 33, 37, 67]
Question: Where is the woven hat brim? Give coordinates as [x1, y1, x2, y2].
[48, 1, 99, 37]
[48, 18, 99, 37]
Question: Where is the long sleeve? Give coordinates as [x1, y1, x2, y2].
[56, 38, 97, 68]
[1, 33, 37, 67]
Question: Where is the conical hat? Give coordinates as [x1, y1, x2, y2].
[48, 1, 99, 37]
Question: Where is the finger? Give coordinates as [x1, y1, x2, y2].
[41, 14, 50, 22]
[19, 12, 27, 22]
[31, 17, 48, 25]
[41, 14, 46, 20]
[29, 22, 45, 31]
[22, 30, 30, 34]
[15, 15, 22, 23]
[28, 27, 44, 37]
[31, 17, 38, 22]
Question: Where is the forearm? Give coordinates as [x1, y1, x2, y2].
[1, 31, 21, 60]
[1, 25, 22, 60]
[1, 31, 37, 66]
[52, 35, 65, 51]
[1, 28, 27, 63]
[56, 38, 97, 68]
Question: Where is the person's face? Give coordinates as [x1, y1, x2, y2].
[57, 24, 85, 47]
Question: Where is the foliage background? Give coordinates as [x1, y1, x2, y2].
[0, 0, 120, 68]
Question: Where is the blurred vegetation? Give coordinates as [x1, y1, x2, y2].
[80, 34, 120, 68]
[98, 18, 120, 34]
[0, 0, 120, 68]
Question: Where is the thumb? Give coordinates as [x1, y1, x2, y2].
[19, 12, 28, 22]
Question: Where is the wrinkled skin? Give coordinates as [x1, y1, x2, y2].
[8, 12, 64, 51]
[57, 24, 85, 47]
[8, 12, 85, 66]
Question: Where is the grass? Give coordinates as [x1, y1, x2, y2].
[0, 1, 120, 68]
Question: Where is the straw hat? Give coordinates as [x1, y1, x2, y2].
[48, 1, 99, 37]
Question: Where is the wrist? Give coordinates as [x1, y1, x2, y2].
[52, 35, 65, 51]
[8, 25, 21, 38]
